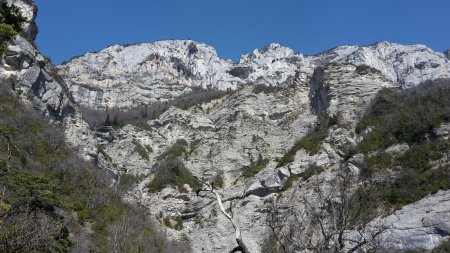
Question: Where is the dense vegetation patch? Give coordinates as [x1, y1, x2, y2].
[356, 79, 450, 153]
[211, 174, 225, 189]
[301, 164, 325, 181]
[252, 83, 280, 94]
[0, 83, 187, 252]
[148, 159, 200, 193]
[281, 174, 299, 191]
[158, 139, 188, 161]
[148, 139, 200, 193]
[81, 87, 230, 129]
[163, 216, 184, 231]
[132, 139, 149, 160]
[277, 114, 337, 168]
[242, 154, 269, 178]
[119, 173, 145, 191]
[354, 79, 450, 209]
[0, 3, 26, 54]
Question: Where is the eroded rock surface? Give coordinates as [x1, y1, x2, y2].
[2, 2, 450, 251]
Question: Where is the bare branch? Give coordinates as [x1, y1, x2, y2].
[194, 176, 250, 253]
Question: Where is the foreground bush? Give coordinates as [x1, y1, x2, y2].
[0, 83, 189, 252]
[355, 79, 450, 209]
[148, 139, 200, 193]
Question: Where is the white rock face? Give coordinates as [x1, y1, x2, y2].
[97, 64, 405, 252]
[60, 40, 241, 109]
[309, 63, 399, 123]
[236, 43, 309, 85]
[54, 39, 450, 252]
[1, 36, 72, 119]
[313, 41, 450, 88]
[375, 190, 450, 251]
[3, 2, 450, 251]
[60, 40, 450, 109]
[0, 1, 96, 159]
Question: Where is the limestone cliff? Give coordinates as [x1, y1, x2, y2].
[1, 1, 450, 252]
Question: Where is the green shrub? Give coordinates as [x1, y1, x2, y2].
[242, 154, 269, 178]
[97, 145, 112, 162]
[395, 141, 448, 173]
[282, 175, 299, 190]
[132, 139, 149, 160]
[212, 174, 225, 189]
[145, 145, 153, 153]
[252, 84, 279, 94]
[189, 139, 201, 155]
[356, 80, 450, 153]
[347, 186, 379, 228]
[0, 3, 27, 55]
[361, 152, 393, 178]
[119, 173, 143, 191]
[355, 65, 381, 75]
[158, 139, 188, 160]
[277, 114, 336, 168]
[301, 164, 325, 180]
[163, 216, 183, 231]
[0, 23, 16, 54]
[0, 3, 27, 31]
[133, 121, 153, 132]
[148, 159, 200, 193]
[148, 139, 200, 193]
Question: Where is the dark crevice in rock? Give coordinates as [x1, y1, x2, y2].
[309, 67, 330, 116]
[227, 66, 253, 79]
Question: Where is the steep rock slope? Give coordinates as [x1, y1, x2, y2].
[314, 41, 450, 88]
[2, 1, 450, 252]
[60, 40, 450, 109]
[59, 41, 450, 253]
[59, 41, 240, 109]
[92, 64, 411, 252]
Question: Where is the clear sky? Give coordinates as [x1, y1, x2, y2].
[34, 0, 450, 64]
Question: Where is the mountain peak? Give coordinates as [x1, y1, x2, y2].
[2, 0, 38, 40]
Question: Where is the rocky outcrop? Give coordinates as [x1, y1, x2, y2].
[97, 64, 407, 252]
[237, 43, 310, 86]
[60, 40, 450, 109]
[379, 190, 450, 251]
[1, 32, 72, 120]
[314, 41, 450, 88]
[1, 0, 38, 41]
[445, 50, 450, 60]
[309, 63, 399, 122]
[59, 41, 242, 109]
[2, 2, 450, 251]
[0, 0, 96, 160]
[57, 43, 449, 251]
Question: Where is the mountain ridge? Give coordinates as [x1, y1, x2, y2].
[1, 1, 450, 252]
[58, 39, 450, 109]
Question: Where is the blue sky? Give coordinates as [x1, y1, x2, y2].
[35, 0, 450, 64]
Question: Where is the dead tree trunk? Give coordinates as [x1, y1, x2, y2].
[195, 177, 250, 253]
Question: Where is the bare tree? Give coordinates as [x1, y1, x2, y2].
[195, 176, 250, 253]
[264, 168, 389, 253]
